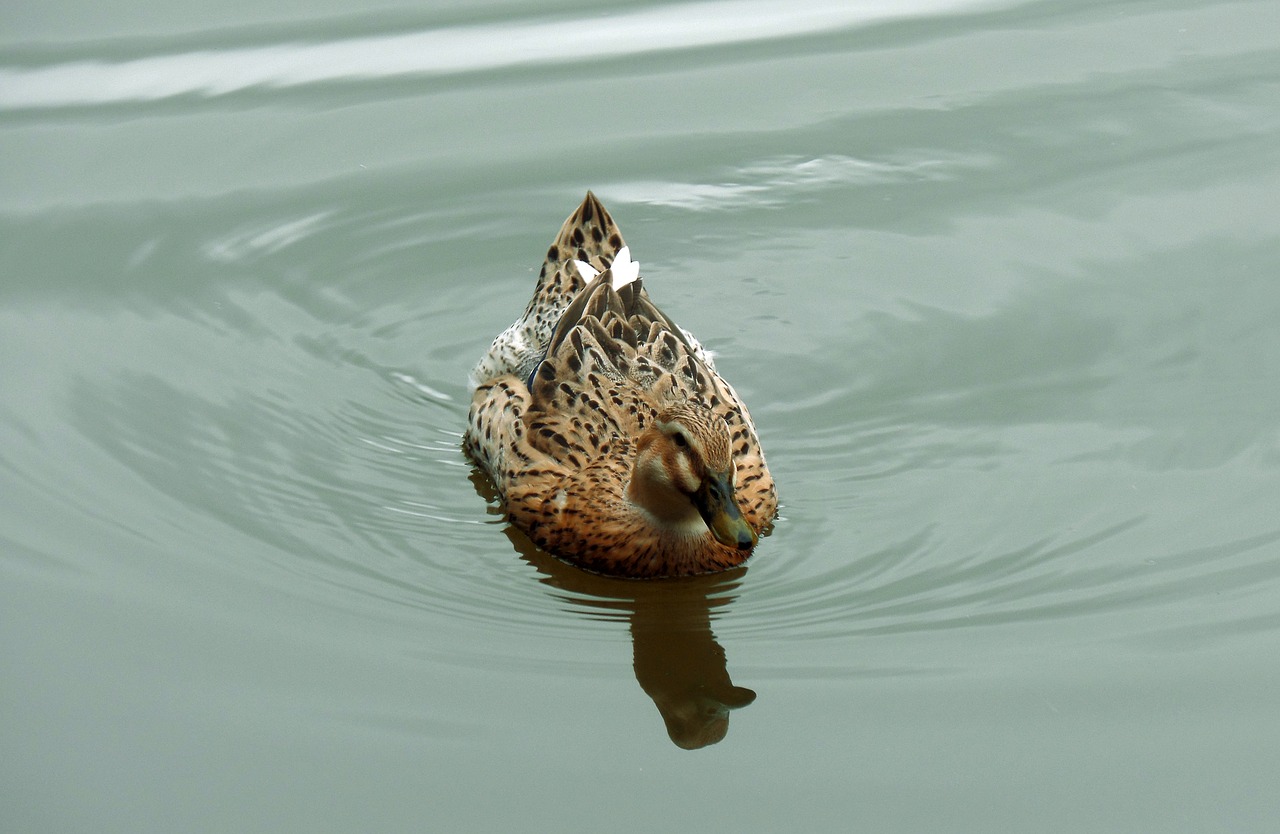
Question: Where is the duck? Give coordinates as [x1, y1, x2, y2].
[465, 192, 776, 578]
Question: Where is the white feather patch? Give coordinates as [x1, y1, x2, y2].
[573, 260, 600, 281]
[609, 246, 640, 290]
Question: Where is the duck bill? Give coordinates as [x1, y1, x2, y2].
[694, 473, 757, 551]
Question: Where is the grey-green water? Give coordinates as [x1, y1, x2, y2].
[4, 1, 1280, 831]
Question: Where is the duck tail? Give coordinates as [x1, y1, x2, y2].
[542, 191, 628, 281]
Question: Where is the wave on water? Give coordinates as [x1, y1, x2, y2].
[0, 0, 1024, 109]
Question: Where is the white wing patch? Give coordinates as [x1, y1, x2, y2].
[608, 246, 640, 290]
[574, 245, 640, 291]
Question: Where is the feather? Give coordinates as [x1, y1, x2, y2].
[465, 192, 776, 577]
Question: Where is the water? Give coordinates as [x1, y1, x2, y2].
[4, 0, 1280, 830]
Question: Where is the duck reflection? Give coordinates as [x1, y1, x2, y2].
[505, 526, 756, 749]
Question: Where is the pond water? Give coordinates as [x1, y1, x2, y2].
[4, 1, 1280, 831]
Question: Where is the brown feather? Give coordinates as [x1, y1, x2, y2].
[466, 193, 776, 577]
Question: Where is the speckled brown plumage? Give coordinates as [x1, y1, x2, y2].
[466, 192, 776, 578]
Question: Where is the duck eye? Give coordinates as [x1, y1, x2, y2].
[672, 431, 688, 448]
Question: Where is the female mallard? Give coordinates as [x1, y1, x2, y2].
[465, 192, 776, 578]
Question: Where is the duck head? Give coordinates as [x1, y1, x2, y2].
[627, 402, 757, 551]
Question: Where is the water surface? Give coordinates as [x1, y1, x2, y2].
[4, 1, 1280, 831]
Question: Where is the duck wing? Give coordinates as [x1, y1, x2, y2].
[527, 271, 777, 529]
[469, 191, 628, 389]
